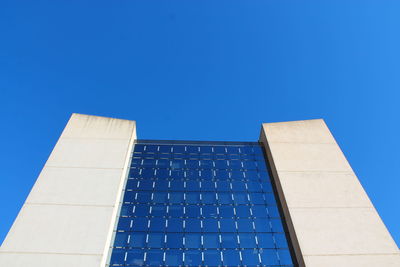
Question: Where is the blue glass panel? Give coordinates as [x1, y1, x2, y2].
[259, 249, 279, 265]
[216, 181, 230, 191]
[149, 205, 165, 217]
[223, 249, 241, 266]
[220, 218, 236, 232]
[185, 250, 202, 266]
[111, 141, 294, 267]
[257, 233, 275, 248]
[254, 218, 272, 232]
[132, 218, 148, 232]
[146, 249, 164, 265]
[167, 218, 183, 232]
[131, 232, 146, 248]
[219, 206, 235, 218]
[114, 232, 130, 247]
[117, 217, 132, 230]
[165, 249, 183, 266]
[169, 205, 184, 217]
[218, 192, 233, 204]
[201, 180, 215, 191]
[166, 233, 183, 249]
[236, 205, 251, 217]
[185, 233, 201, 248]
[149, 218, 165, 232]
[202, 205, 217, 218]
[237, 218, 254, 232]
[185, 218, 201, 232]
[110, 248, 125, 265]
[148, 233, 164, 248]
[154, 180, 168, 191]
[239, 233, 257, 248]
[221, 234, 238, 248]
[186, 205, 201, 218]
[278, 249, 293, 265]
[126, 249, 144, 266]
[233, 192, 249, 204]
[275, 233, 289, 248]
[186, 192, 201, 204]
[202, 193, 216, 204]
[241, 249, 260, 266]
[186, 180, 200, 191]
[203, 250, 221, 266]
[169, 192, 184, 204]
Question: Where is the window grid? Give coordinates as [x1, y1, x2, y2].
[109, 142, 294, 267]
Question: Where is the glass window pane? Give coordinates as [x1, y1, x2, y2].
[169, 192, 184, 204]
[148, 233, 164, 248]
[165, 249, 183, 266]
[204, 250, 222, 266]
[169, 205, 184, 218]
[241, 249, 260, 266]
[166, 233, 183, 249]
[202, 205, 217, 218]
[167, 218, 183, 232]
[223, 249, 240, 266]
[131, 232, 146, 247]
[218, 192, 232, 204]
[259, 249, 279, 265]
[126, 249, 144, 266]
[221, 234, 239, 248]
[278, 249, 293, 265]
[110, 248, 125, 265]
[239, 233, 257, 248]
[114, 232, 130, 247]
[203, 233, 220, 248]
[219, 206, 235, 218]
[151, 205, 167, 217]
[185, 233, 201, 248]
[117, 217, 132, 231]
[149, 218, 165, 232]
[133, 218, 148, 231]
[220, 218, 236, 232]
[203, 218, 218, 232]
[254, 218, 272, 232]
[202, 193, 216, 204]
[257, 233, 275, 248]
[236, 205, 251, 218]
[186, 180, 200, 191]
[185, 218, 201, 232]
[237, 218, 254, 232]
[185, 250, 202, 266]
[186, 192, 201, 204]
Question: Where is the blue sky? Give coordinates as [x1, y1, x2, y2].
[0, 1, 399, 246]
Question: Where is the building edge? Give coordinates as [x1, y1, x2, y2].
[259, 126, 306, 267]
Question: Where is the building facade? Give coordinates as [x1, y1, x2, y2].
[0, 114, 399, 267]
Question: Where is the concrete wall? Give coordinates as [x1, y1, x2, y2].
[260, 119, 400, 267]
[0, 114, 136, 267]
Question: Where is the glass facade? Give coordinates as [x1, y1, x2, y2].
[109, 140, 294, 267]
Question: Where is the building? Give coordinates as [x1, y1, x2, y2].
[0, 113, 399, 267]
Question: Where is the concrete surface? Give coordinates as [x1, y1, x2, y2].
[260, 119, 400, 267]
[0, 114, 136, 267]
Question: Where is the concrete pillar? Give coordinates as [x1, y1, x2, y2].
[0, 114, 136, 267]
[260, 119, 400, 267]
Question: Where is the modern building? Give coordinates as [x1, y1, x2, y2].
[0, 113, 399, 267]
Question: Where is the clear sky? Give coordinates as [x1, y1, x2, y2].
[0, 1, 399, 247]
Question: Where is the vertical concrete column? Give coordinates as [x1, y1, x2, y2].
[0, 114, 136, 267]
[260, 119, 400, 267]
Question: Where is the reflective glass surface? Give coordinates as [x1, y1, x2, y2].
[109, 141, 294, 267]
